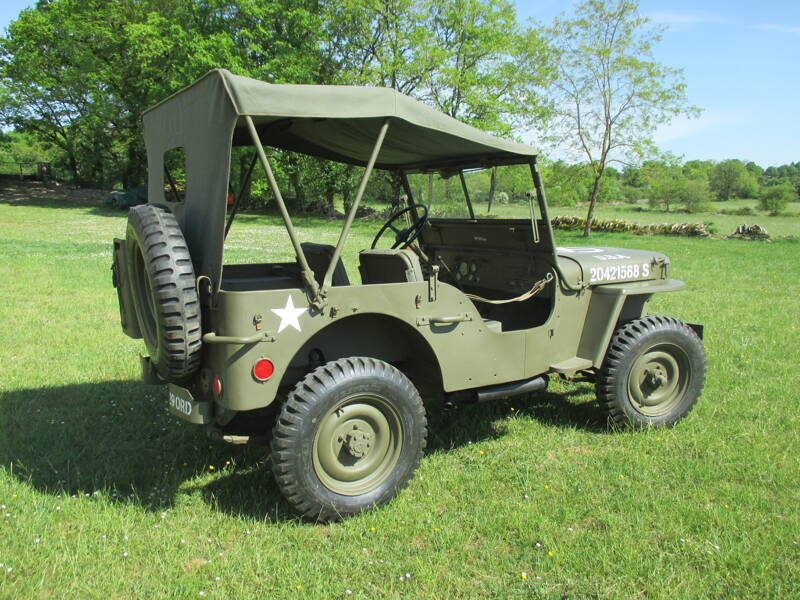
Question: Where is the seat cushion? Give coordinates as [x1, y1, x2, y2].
[301, 242, 350, 286]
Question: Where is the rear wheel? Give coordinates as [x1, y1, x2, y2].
[271, 357, 427, 521]
[597, 316, 705, 428]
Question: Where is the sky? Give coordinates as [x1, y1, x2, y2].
[1, 0, 798, 167]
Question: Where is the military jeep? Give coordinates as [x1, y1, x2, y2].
[112, 70, 705, 521]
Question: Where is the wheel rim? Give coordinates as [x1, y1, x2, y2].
[312, 393, 403, 496]
[627, 343, 690, 417]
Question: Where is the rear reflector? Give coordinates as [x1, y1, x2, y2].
[212, 376, 222, 396]
[253, 359, 274, 382]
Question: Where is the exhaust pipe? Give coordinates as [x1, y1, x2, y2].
[476, 375, 549, 402]
[445, 375, 549, 406]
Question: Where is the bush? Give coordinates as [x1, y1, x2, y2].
[718, 206, 755, 216]
[759, 183, 796, 214]
[647, 172, 711, 213]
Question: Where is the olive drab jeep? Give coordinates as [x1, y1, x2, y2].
[112, 70, 706, 521]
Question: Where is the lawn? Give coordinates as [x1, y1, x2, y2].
[410, 197, 800, 238]
[1, 197, 798, 599]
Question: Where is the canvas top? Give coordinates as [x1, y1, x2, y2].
[142, 69, 537, 291]
[145, 69, 536, 172]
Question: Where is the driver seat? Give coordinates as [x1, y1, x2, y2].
[359, 249, 424, 284]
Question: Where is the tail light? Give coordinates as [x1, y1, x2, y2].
[253, 359, 274, 382]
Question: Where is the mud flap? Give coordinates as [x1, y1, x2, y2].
[168, 384, 213, 425]
[112, 238, 142, 338]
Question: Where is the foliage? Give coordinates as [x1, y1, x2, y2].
[759, 182, 796, 214]
[0, 0, 250, 187]
[708, 159, 759, 201]
[540, 0, 698, 235]
[542, 161, 588, 206]
[0, 130, 60, 165]
[0, 0, 552, 200]
[645, 163, 711, 213]
[327, 0, 550, 136]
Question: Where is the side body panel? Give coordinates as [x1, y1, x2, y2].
[203, 275, 684, 412]
[207, 281, 530, 411]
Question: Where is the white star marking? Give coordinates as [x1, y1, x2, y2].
[271, 296, 307, 333]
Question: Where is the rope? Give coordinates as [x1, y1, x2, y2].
[464, 272, 554, 305]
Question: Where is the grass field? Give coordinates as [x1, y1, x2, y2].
[1, 196, 799, 599]
[409, 197, 800, 238]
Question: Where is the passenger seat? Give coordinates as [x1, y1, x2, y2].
[300, 242, 350, 287]
[359, 249, 423, 284]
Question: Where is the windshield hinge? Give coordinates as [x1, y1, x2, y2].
[428, 265, 439, 302]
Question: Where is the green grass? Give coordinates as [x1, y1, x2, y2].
[1, 198, 799, 599]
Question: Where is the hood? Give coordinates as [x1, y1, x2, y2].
[556, 246, 670, 286]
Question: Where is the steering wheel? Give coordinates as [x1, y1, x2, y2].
[371, 204, 429, 249]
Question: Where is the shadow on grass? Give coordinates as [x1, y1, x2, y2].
[0, 380, 276, 515]
[0, 379, 606, 522]
[0, 193, 383, 228]
[0, 194, 129, 218]
[425, 385, 607, 453]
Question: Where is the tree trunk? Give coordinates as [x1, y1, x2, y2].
[66, 147, 80, 185]
[389, 172, 403, 211]
[238, 152, 252, 209]
[343, 187, 353, 214]
[583, 175, 602, 237]
[324, 186, 335, 214]
[290, 170, 304, 211]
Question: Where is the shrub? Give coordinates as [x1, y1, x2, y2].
[718, 206, 755, 216]
[759, 183, 796, 214]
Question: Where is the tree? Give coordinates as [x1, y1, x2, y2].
[647, 168, 710, 213]
[682, 159, 713, 181]
[759, 183, 796, 214]
[0, 0, 327, 187]
[422, 0, 551, 135]
[1, 1, 240, 186]
[321, 0, 550, 210]
[709, 159, 759, 201]
[327, 0, 549, 134]
[540, 0, 698, 235]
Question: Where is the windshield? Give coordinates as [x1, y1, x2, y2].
[404, 165, 536, 219]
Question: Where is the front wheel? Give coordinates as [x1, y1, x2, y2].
[270, 357, 427, 521]
[597, 316, 706, 428]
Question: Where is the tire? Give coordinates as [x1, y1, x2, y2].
[597, 316, 705, 428]
[125, 204, 202, 381]
[271, 357, 427, 521]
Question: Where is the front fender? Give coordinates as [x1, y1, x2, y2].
[578, 279, 685, 367]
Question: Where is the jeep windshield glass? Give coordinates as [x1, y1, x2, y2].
[406, 165, 539, 220]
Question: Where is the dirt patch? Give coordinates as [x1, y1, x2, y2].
[0, 180, 109, 205]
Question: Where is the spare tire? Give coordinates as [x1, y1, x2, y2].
[125, 204, 202, 381]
